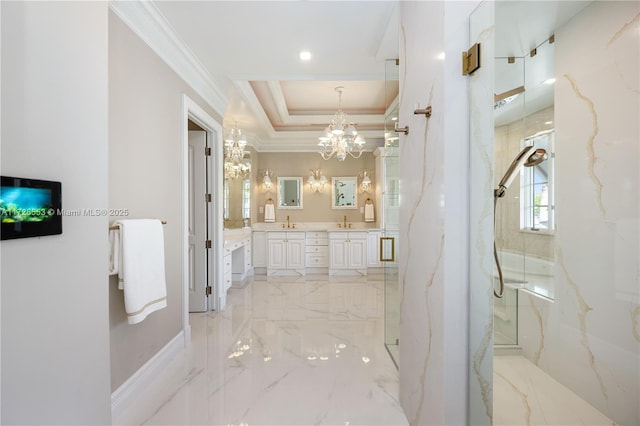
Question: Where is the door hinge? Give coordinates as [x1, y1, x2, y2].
[205, 240, 212, 249]
[206, 193, 212, 202]
[462, 42, 481, 76]
[205, 147, 212, 156]
[206, 286, 212, 296]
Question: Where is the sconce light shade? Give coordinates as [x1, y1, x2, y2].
[262, 169, 274, 192]
[359, 170, 372, 193]
[308, 169, 328, 192]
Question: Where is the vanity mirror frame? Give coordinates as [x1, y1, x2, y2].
[331, 176, 358, 209]
[277, 177, 303, 209]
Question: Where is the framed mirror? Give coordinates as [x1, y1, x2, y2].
[332, 177, 357, 209]
[277, 177, 303, 209]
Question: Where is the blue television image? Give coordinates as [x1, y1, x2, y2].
[1, 176, 62, 240]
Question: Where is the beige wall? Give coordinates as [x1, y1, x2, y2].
[254, 152, 376, 225]
[108, 11, 221, 391]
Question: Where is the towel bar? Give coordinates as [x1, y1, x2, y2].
[109, 220, 167, 231]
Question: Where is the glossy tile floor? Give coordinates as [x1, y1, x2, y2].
[114, 274, 408, 425]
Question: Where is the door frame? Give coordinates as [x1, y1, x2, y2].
[181, 94, 223, 346]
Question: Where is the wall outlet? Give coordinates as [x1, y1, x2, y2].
[259, 206, 264, 214]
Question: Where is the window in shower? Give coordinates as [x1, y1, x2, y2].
[520, 130, 555, 233]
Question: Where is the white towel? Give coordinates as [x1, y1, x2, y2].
[364, 203, 375, 222]
[114, 219, 167, 324]
[264, 202, 275, 223]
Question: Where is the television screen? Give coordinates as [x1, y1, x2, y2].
[1, 176, 62, 240]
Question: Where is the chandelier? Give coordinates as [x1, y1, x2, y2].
[224, 122, 251, 179]
[318, 86, 366, 161]
[224, 160, 251, 180]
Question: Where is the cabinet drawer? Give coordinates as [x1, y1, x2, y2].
[224, 272, 232, 291]
[305, 231, 328, 239]
[268, 232, 287, 240]
[305, 238, 328, 246]
[223, 254, 232, 274]
[305, 254, 328, 267]
[305, 245, 328, 255]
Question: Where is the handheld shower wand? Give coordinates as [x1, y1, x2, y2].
[493, 145, 548, 298]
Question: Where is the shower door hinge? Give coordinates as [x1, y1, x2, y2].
[204, 147, 212, 156]
[462, 42, 481, 76]
[205, 240, 212, 249]
[206, 193, 212, 202]
[206, 286, 212, 296]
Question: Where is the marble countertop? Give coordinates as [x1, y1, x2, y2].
[251, 222, 380, 232]
[223, 228, 252, 246]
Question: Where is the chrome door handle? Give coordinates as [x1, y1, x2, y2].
[394, 122, 409, 135]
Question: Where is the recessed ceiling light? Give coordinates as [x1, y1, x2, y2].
[299, 50, 312, 61]
[545, 121, 553, 125]
[391, 116, 398, 121]
[543, 78, 556, 85]
[436, 52, 445, 61]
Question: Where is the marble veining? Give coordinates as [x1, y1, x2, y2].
[563, 73, 605, 217]
[607, 12, 640, 47]
[494, 370, 532, 426]
[473, 322, 493, 420]
[557, 248, 608, 402]
[527, 295, 546, 365]
[494, 356, 615, 426]
[411, 233, 443, 425]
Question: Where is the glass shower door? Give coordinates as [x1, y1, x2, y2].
[383, 59, 400, 367]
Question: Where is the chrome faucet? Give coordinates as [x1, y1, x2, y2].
[286, 215, 290, 228]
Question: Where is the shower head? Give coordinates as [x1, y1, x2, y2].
[495, 145, 548, 198]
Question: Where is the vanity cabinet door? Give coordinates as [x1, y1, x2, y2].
[329, 237, 348, 269]
[286, 238, 306, 269]
[348, 236, 367, 269]
[367, 231, 382, 267]
[252, 231, 266, 267]
[267, 239, 287, 269]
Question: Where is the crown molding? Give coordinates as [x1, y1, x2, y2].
[109, 0, 228, 117]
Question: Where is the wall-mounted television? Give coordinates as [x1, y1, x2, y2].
[1, 176, 62, 240]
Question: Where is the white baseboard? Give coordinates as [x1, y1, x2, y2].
[111, 330, 186, 419]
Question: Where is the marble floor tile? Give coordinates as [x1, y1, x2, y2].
[494, 356, 616, 426]
[114, 274, 408, 426]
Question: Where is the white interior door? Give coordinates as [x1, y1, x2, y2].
[188, 130, 208, 312]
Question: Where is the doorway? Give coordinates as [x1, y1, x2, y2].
[187, 122, 211, 313]
[181, 95, 223, 340]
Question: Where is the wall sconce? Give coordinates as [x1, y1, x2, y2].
[359, 169, 372, 193]
[262, 169, 274, 192]
[308, 169, 328, 192]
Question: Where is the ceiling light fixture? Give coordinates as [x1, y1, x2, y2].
[224, 122, 251, 179]
[299, 50, 312, 61]
[318, 86, 366, 161]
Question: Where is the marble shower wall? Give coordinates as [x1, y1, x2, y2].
[398, 1, 483, 424]
[518, 3, 640, 425]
